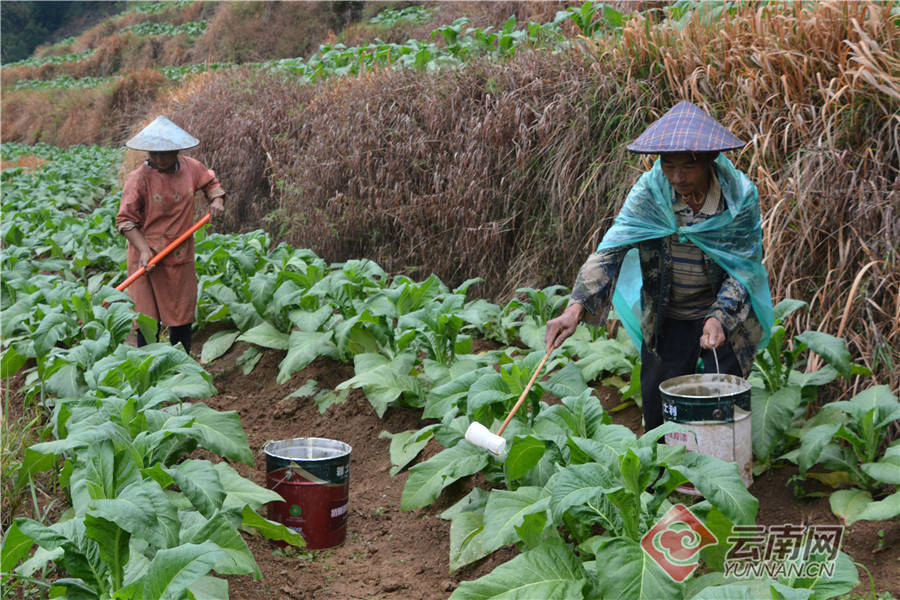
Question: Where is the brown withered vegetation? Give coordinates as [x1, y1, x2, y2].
[2, 1, 896, 390]
[1, 69, 168, 147]
[163, 1, 898, 390]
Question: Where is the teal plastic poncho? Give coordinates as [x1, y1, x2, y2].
[600, 155, 773, 350]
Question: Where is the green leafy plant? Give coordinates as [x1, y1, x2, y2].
[749, 299, 870, 469]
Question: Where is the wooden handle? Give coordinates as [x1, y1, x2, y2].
[114, 213, 211, 293]
[496, 351, 551, 436]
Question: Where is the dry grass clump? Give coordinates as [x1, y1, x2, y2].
[163, 0, 897, 389]
[605, 0, 898, 389]
[1, 69, 168, 147]
[195, 1, 359, 63]
[170, 51, 649, 288]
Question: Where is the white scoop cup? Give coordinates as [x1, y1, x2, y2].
[465, 422, 507, 456]
[464, 351, 551, 458]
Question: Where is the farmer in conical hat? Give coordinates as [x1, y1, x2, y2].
[545, 101, 773, 433]
[116, 116, 226, 353]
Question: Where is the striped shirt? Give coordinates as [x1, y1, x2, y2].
[664, 174, 722, 319]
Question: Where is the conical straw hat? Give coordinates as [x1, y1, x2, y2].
[125, 116, 199, 151]
[626, 101, 744, 154]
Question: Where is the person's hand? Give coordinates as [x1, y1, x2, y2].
[209, 197, 225, 221]
[545, 303, 584, 353]
[139, 247, 155, 272]
[700, 317, 725, 349]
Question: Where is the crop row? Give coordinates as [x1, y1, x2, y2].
[7, 1, 617, 90]
[3, 49, 97, 69]
[3, 136, 897, 598]
[119, 20, 207, 38]
[0, 143, 304, 599]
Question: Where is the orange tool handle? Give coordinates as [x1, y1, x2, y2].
[115, 213, 211, 293]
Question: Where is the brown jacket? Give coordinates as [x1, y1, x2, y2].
[116, 156, 224, 326]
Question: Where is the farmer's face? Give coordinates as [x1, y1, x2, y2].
[148, 151, 178, 171]
[660, 153, 713, 199]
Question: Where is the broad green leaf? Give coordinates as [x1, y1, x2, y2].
[690, 580, 806, 599]
[450, 537, 587, 600]
[852, 491, 900, 523]
[448, 510, 487, 572]
[214, 462, 282, 512]
[561, 389, 609, 438]
[287, 305, 332, 332]
[380, 425, 438, 477]
[401, 443, 489, 510]
[796, 424, 841, 475]
[187, 575, 229, 600]
[0, 345, 27, 377]
[670, 453, 758, 525]
[1, 520, 34, 572]
[787, 366, 838, 389]
[277, 330, 337, 385]
[14, 546, 64, 577]
[832, 385, 899, 424]
[571, 338, 634, 382]
[140, 541, 225, 600]
[83, 515, 129, 589]
[89, 482, 166, 549]
[860, 445, 900, 484]
[137, 313, 159, 349]
[567, 424, 636, 466]
[795, 331, 851, 378]
[237, 321, 289, 350]
[240, 506, 306, 547]
[773, 299, 808, 323]
[48, 577, 101, 600]
[779, 550, 858, 598]
[505, 435, 546, 481]
[829, 489, 872, 524]
[314, 388, 349, 414]
[547, 463, 617, 523]
[339, 351, 422, 417]
[543, 362, 588, 399]
[751, 386, 802, 461]
[480, 487, 549, 556]
[236, 346, 262, 375]
[167, 460, 226, 519]
[200, 330, 240, 363]
[585, 536, 682, 600]
[184, 512, 259, 577]
[177, 403, 253, 464]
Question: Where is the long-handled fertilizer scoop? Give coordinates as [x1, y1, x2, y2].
[115, 213, 210, 293]
[465, 351, 551, 457]
[103, 214, 210, 307]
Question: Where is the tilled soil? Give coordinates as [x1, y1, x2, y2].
[199, 336, 898, 599]
[4, 331, 898, 599]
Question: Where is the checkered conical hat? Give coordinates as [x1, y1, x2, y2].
[626, 101, 745, 154]
[125, 116, 199, 151]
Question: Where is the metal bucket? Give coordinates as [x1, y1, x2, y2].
[660, 374, 753, 488]
[264, 437, 352, 549]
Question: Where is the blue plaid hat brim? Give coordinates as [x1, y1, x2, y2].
[626, 101, 745, 154]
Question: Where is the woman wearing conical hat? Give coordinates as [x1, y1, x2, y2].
[116, 116, 226, 353]
[546, 101, 773, 436]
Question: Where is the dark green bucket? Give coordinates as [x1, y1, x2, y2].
[660, 373, 751, 422]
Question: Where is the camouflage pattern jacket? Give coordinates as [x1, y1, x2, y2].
[570, 238, 763, 377]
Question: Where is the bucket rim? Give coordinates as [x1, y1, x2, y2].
[659, 373, 751, 399]
[263, 437, 352, 461]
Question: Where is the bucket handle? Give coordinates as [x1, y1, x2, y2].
[710, 346, 738, 466]
[711, 347, 726, 419]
